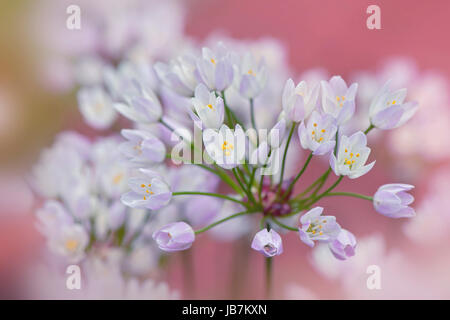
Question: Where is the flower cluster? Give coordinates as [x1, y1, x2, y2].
[32, 38, 419, 296]
[82, 42, 417, 259]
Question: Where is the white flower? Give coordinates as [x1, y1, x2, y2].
[154, 54, 198, 97]
[282, 79, 319, 122]
[195, 42, 234, 91]
[189, 84, 224, 129]
[298, 111, 337, 155]
[250, 141, 270, 167]
[234, 53, 267, 99]
[321, 76, 358, 125]
[114, 82, 162, 123]
[369, 80, 419, 129]
[77, 86, 117, 130]
[49, 224, 89, 263]
[268, 118, 287, 148]
[330, 131, 375, 179]
[203, 124, 246, 169]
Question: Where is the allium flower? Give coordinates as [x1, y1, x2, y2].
[154, 54, 198, 97]
[282, 79, 319, 122]
[49, 224, 89, 263]
[36, 200, 73, 236]
[189, 84, 225, 129]
[298, 207, 341, 247]
[330, 131, 375, 179]
[119, 129, 166, 165]
[152, 222, 195, 252]
[321, 76, 357, 125]
[369, 81, 419, 130]
[251, 228, 283, 257]
[114, 82, 162, 123]
[77, 86, 117, 130]
[234, 53, 267, 99]
[268, 118, 286, 148]
[298, 111, 337, 156]
[203, 124, 246, 169]
[195, 42, 234, 91]
[250, 141, 270, 167]
[328, 229, 356, 260]
[373, 183, 415, 218]
[121, 169, 172, 210]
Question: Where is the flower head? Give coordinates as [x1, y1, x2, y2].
[298, 207, 341, 247]
[114, 81, 162, 123]
[154, 54, 198, 97]
[235, 53, 267, 99]
[369, 80, 419, 129]
[298, 111, 337, 155]
[195, 42, 234, 91]
[152, 222, 195, 252]
[119, 129, 166, 166]
[321, 76, 357, 125]
[373, 183, 415, 218]
[282, 79, 319, 122]
[251, 228, 283, 257]
[49, 224, 89, 263]
[121, 169, 172, 210]
[189, 84, 225, 129]
[328, 229, 356, 260]
[203, 124, 246, 169]
[330, 131, 375, 179]
[268, 118, 286, 148]
[77, 86, 117, 130]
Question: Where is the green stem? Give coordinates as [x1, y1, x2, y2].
[364, 124, 375, 135]
[326, 192, 373, 201]
[250, 98, 259, 145]
[283, 152, 313, 199]
[172, 191, 249, 207]
[305, 175, 344, 207]
[277, 123, 296, 195]
[195, 210, 251, 234]
[270, 217, 298, 231]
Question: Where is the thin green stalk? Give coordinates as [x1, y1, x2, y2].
[270, 217, 298, 231]
[304, 175, 344, 208]
[195, 210, 251, 234]
[326, 192, 373, 201]
[233, 168, 256, 205]
[283, 152, 313, 199]
[249, 98, 258, 145]
[277, 123, 296, 195]
[364, 124, 375, 135]
[172, 191, 250, 207]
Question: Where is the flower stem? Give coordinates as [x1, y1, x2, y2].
[364, 124, 375, 135]
[250, 98, 259, 145]
[283, 152, 313, 199]
[194, 210, 251, 234]
[277, 123, 296, 196]
[304, 175, 344, 208]
[172, 191, 250, 207]
[326, 192, 373, 201]
[270, 217, 298, 231]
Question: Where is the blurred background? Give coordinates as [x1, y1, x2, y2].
[1, 0, 450, 299]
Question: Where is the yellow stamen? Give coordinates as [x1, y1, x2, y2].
[65, 239, 78, 251]
[210, 58, 216, 65]
[113, 173, 124, 185]
[207, 104, 214, 110]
